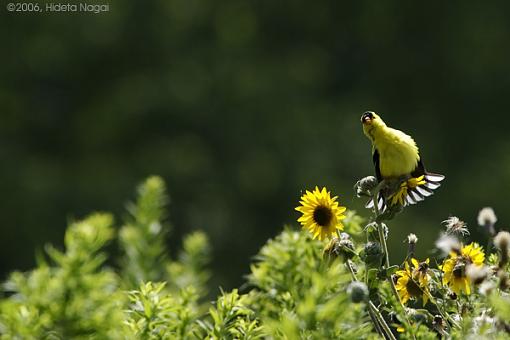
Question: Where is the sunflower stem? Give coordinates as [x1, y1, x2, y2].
[346, 260, 395, 339]
[370, 182, 414, 339]
[428, 270, 461, 329]
[428, 294, 460, 329]
[377, 223, 390, 268]
[371, 182, 390, 267]
[346, 259, 358, 280]
[368, 301, 397, 340]
[368, 307, 385, 337]
[389, 276, 417, 340]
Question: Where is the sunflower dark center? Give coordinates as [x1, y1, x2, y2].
[453, 262, 466, 278]
[313, 205, 333, 226]
[406, 278, 422, 297]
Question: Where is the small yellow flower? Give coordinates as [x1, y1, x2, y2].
[388, 175, 426, 206]
[441, 242, 485, 295]
[295, 186, 346, 241]
[395, 258, 430, 305]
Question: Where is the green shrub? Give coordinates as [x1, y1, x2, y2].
[1, 176, 510, 339]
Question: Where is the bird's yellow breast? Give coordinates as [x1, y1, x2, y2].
[374, 127, 420, 178]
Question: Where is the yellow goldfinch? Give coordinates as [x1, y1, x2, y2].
[361, 111, 444, 211]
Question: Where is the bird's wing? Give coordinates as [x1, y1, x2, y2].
[366, 146, 386, 211]
[411, 158, 426, 177]
[372, 147, 382, 182]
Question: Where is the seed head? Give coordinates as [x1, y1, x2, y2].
[494, 231, 510, 251]
[466, 264, 490, 285]
[478, 281, 496, 296]
[477, 207, 497, 235]
[435, 233, 461, 256]
[407, 233, 418, 257]
[442, 216, 469, 237]
[407, 233, 418, 244]
[494, 231, 510, 266]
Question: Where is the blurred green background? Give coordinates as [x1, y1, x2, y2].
[1, 1, 510, 289]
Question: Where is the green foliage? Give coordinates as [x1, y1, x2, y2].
[248, 229, 376, 339]
[0, 214, 125, 339]
[166, 231, 211, 295]
[125, 282, 201, 339]
[197, 289, 265, 339]
[120, 176, 170, 287]
[0, 177, 212, 339]
[4, 176, 510, 339]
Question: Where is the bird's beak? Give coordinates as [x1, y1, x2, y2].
[361, 116, 372, 124]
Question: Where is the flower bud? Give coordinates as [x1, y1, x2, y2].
[323, 234, 356, 261]
[347, 281, 368, 303]
[323, 237, 340, 259]
[354, 176, 378, 197]
[362, 241, 383, 267]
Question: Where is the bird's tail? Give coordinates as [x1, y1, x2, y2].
[365, 173, 445, 212]
[365, 191, 386, 212]
[403, 173, 445, 206]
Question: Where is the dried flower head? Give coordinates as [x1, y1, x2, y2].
[494, 231, 510, 266]
[407, 233, 418, 244]
[435, 233, 461, 256]
[494, 231, 510, 251]
[478, 280, 496, 296]
[477, 207, 497, 235]
[442, 216, 469, 237]
[472, 311, 496, 335]
[466, 264, 490, 285]
[407, 233, 418, 257]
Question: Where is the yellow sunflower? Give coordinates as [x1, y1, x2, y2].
[395, 258, 431, 305]
[441, 242, 485, 295]
[295, 186, 346, 241]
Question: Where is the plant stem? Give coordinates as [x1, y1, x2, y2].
[371, 183, 389, 267]
[377, 223, 390, 268]
[370, 183, 417, 339]
[368, 301, 397, 340]
[389, 277, 417, 340]
[427, 270, 461, 329]
[368, 307, 385, 337]
[346, 259, 358, 281]
[346, 260, 396, 340]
